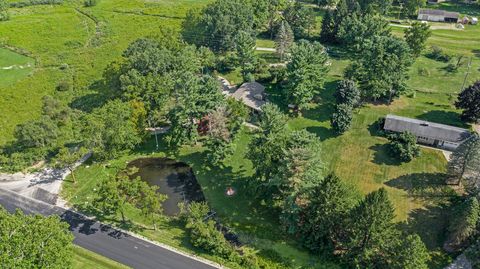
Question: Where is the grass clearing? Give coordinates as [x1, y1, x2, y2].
[73, 245, 130, 269]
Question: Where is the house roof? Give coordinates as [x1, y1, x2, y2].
[384, 114, 471, 143]
[232, 82, 266, 111]
[418, 9, 460, 19]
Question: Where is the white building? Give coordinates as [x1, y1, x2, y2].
[418, 9, 460, 23]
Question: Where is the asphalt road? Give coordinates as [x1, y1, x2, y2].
[0, 188, 217, 269]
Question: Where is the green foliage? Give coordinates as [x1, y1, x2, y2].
[285, 40, 329, 110]
[53, 146, 88, 183]
[387, 131, 420, 162]
[404, 22, 431, 58]
[334, 79, 360, 107]
[402, 0, 425, 17]
[445, 197, 480, 251]
[138, 183, 167, 230]
[275, 21, 294, 62]
[9, 0, 62, 8]
[283, 2, 315, 39]
[82, 100, 143, 160]
[320, 10, 335, 43]
[337, 13, 390, 52]
[388, 234, 430, 269]
[448, 134, 480, 188]
[341, 188, 397, 267]
[331, 103, 353, 134]
[282, 173, 357, 253]
[346, 35, 413, 102]
[456, 81, 480, 123]
[181, 0, 255, 52]
[0, 0, 8, 21]
[0, 206, 74, 268]
[235, 31, 257, 82]
[14, 116, 59, 149]
[427, 45, 452, 62]
[84, 0, 98, 7]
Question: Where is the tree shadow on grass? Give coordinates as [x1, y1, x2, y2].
[306, 126, 336, 141]
[417, 110, 467, 128]
[302, 80, 338, 123]
[369, 144, 402, 166]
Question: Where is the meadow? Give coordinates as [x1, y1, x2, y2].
[2, 0, 480, 267]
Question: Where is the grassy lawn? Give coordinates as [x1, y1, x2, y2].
[73, 245, 130, 269]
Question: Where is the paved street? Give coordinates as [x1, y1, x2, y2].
[0, 188, 218, 269]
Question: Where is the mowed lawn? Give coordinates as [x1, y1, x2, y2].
[73, 246, 130, 269]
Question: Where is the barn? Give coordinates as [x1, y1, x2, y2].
[417, 9, 460, 23]
[384, 114, 471, 151]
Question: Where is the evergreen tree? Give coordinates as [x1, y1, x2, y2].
[444, 197, 480, 251]
[285, 40, 329, 110]
[275, 21, 294, 62]
[0, 0, 9, 21]
[388, 234, 430, 269]
[334, 79, 361, 107]
[283, 2, 316, 39]
[404, 21, 431, 58]
[235, 31, 257, 82]
[341, 188, 397, 267]
[448, 134, 480, 187]
[320, 10, 336, 43]
[331, 103, 353, 134]
[456, 81, 480, 123]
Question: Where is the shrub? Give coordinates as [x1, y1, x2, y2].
[56, 81, 70, 91]
[427, 46, 451, 62]
[9, 0, 62, 8]
[334, 79, 361, 107]
[331, 103, 353, 134]
[387, 131, 420, 162]
[84, 0, 98, 7]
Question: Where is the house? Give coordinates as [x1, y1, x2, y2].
[231, 82, 267, 112]
[384, 114, 471, 151]
[418, 9, 460, 23]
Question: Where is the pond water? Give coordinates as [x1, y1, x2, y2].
[128, 158, 204, 216]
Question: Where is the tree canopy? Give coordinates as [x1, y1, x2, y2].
[456, 81, 480, 123]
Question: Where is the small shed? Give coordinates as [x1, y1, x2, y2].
[418, 9, 460, 23]
[231, 82, 267, 112]
[384, 114, 471, 151]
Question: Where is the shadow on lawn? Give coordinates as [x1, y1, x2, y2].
[369, 143, 402, 166]
[417, 110, 467, 128]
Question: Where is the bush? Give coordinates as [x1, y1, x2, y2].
[56, 81, 70, 91]
[84, 0, 98, 7]
[334, 79, 361, 107]
[427, 46, 451, 62]
[387, 131, 420, 162]
[9, 0, 62, 8]
[331, 103, 353, 134]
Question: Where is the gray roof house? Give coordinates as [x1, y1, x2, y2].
[231, 82, 267, 112]
[418, 9, 460, 23]
[384, 114, 471, 151]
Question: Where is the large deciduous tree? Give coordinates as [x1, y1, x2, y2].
[14, 116, 59, 149]
[181, 0, 255, 52]
[283, 2, 316, 39]
[337, 13, 390, 52]
[456, 81, 480, 123]
[285, 40, 329, 110]
[404, 22, 431, 58]
[345, 35, 413, 102]
[0, 206, 74, 268]
[387, 131, 420, 162]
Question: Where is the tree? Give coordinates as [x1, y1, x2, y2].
[334, 79, 361, 107]
[181, 0, 255, 52]
[403, 0, 425, 18]
[0, 206, 74, 268]
[456, 81, 480, 123]
[235, 31, 257, 82]
[388, 234, 430, 269]
[266, 0, 288, 39]
[53, 147, 88, 184]
[337, 13, 390, 52]
[282, 173, 357, 253]
[84, 0, 99, 7]
[275, 21, 294, 62]
[444, 197, 480, 251]
[404, 22, 431, 58]
[341, 188, 397, 267]
[14, 116, 59, 149]
[320, 9, 336, 43]
[346, 35, 413, 101]
[138, 183, 166, 230]
[93, 168, 143, 222]
[387, 131, 420, 162]
[204, 107, 233, 166]
[0, 0, 9, 21]
[331, 103, 353, 134]
[448, 134, 480, 188]
[285, 40, 329, 110]
[283, 2, 316, 39]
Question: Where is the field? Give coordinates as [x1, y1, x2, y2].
[73, 246, 130, 269]
[2, 0, 480, 268]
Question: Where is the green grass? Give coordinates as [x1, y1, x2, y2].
[73, 245, 130, 269]
[0, 48, 34, 87]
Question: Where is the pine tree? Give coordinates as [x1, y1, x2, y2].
[320, 9, 335, 43]
[448, 134, 480, 187]
[444, 197, 480, 252]
[275, 20, 294, 62]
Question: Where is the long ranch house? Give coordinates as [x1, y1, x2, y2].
[384, 114, 471, 151]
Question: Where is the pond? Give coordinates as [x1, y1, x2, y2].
[128, 158, 205, 216]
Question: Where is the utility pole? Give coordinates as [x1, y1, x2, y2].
[460, 57, 472, 91]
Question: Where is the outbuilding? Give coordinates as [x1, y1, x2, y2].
[231, 82, 267, 112]
[384, 114, 471, 151]
[417, 9, 460, 23]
